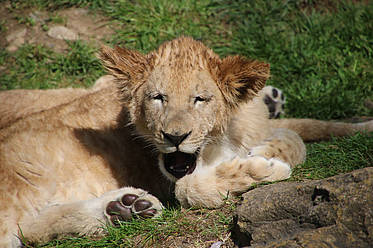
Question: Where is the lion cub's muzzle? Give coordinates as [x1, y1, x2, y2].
[163, 151, 198, 179]
[160, 130, 200, 179]
[161, 131, 191, 148]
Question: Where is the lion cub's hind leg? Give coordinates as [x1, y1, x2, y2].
[21, 187, 163, 245]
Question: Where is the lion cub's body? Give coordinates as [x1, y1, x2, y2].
[0, 84, 172, 246]
[1, 37, 372, 247]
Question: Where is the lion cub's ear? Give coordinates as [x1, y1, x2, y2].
[99, 45, 151, 88]
[217, 55, 269, 108]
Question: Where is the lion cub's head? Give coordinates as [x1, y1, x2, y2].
[100, 37, 269, 181]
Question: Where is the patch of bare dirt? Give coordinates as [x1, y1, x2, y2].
[0, 2, 115, 53]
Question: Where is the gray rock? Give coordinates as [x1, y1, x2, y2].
[47, 26, 78, 40]
[233, 167, 373, 248]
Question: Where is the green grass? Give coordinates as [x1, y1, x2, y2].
[221, 0, 373, 120]
[1, 0, 372, 247]
[25, 205, 235, 247]
[0, 41, 104, 90]
[292, 132, 373, 180]
[2, 0, 372, 118]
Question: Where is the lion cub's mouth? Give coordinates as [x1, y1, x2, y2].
[163, 151, 197, 179]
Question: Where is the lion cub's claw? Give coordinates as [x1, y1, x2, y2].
[105, 193, 159, 226]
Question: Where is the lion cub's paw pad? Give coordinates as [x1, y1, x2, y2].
[262, 86, 285, 119]
[105, 194, 158, 226]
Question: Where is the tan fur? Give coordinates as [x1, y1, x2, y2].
[0, 37, 372, 247]
[0, 75, 115, 129]
[271, 118, 373, 141]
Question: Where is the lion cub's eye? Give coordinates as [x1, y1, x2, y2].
[152, 94, 165, 103]
[194, 96, 212, 104]
[194, 96, 207, 104]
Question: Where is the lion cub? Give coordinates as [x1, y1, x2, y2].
[0, 37, 372, 247]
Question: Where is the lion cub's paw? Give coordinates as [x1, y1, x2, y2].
[103, 189, 163, 226]
[261, 86, 285, 119]
[240, 155, 291, 182]
[263, 158, 292, 181]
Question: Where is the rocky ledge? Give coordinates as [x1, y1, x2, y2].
[233, 167, 373, 248]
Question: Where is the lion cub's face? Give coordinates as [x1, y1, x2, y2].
[144, 67, 225, 153]
[143, 67, 227, 179]
[100, 37, 269, 181]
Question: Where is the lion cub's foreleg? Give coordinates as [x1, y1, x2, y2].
[249, 128, 306, 167]
[18, 187, 163, 246]
[175, 128, 306, 208]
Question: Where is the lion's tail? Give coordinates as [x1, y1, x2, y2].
[270, 118, 373, 142]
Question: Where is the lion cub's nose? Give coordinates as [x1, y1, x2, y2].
[162, 131, 191, 147]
